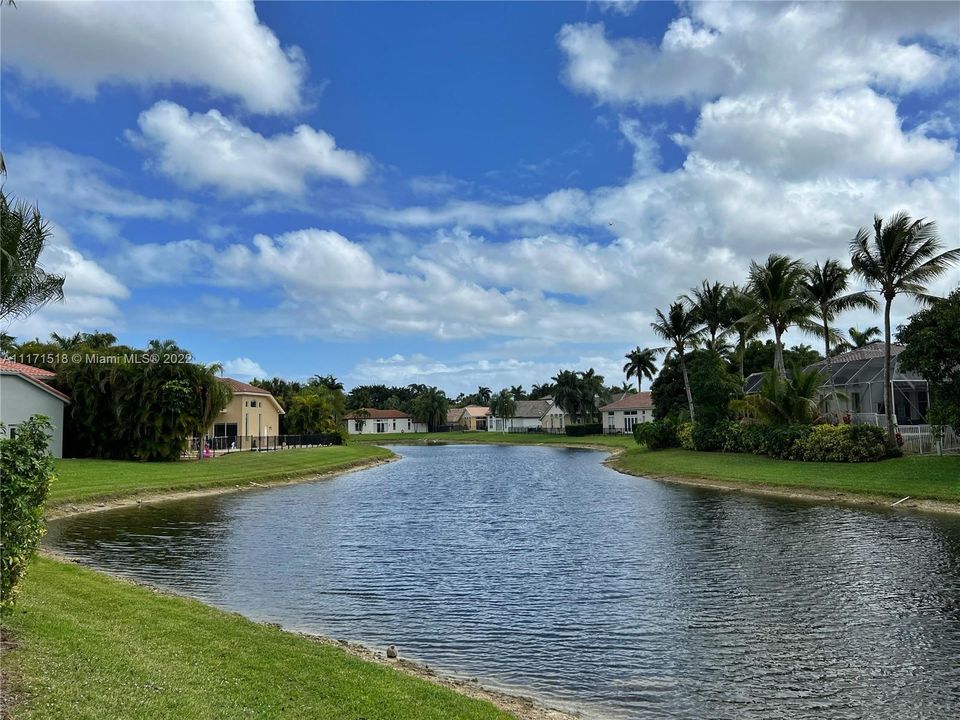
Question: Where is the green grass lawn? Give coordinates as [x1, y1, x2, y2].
[353, 430, 636, 449]
[50, 444, 393, 507]
[613, 447, 960, 502]
[2, 557, 510, 720]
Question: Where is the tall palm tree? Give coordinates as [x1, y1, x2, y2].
[551, 370, 582, 421]
[475, 386, 492, 405]
[651, 302, 703, 422]
[489, 389, 517, 430]
[1, 192, 65, 321]
[802, 259, 878, 416]
[743, 254, 817, 376]
[684, 280, 731, 350]
[509, 385, 526, 401]
[850, 212, 960, 442]
[726, 284, 762, 380]
[849, 325, 881, 347]
[579, 368, 606, 422]
[623, 346, 658, 392]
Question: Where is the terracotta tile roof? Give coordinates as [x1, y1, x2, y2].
[461, 405, 489, 417]
[218, 377, 275, 395]
[599, 392, 653, 411]
[815, 342, 904, 364]
[0, 358, 56, 378]
[344, 408, 414, 420]
[0, 366, 70, 403]
[447, 408, 466, 423]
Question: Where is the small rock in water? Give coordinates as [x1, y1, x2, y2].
[386, 645, 398, 659]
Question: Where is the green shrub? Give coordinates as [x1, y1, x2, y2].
[677, 422, 694, 450]
[757, 425, 812, 460]
[796, 424, 888, 463]
[633, 420, 679, 450]
[692, 422, 729, 452]
[1, 416, 56, 611]
[565, 423, 603, 437]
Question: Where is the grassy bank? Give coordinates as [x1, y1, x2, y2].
[612, 448, 960, 502]
[2, 557, 510, 720]
[50, 444, 393, 507]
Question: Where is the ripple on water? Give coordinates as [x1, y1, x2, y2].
[45, 444, 960, 720]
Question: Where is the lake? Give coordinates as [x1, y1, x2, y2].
[45, 444, 960, 719]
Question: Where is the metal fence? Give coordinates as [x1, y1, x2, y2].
[505, 426, 567, 435]
[851, 415, 959, 455]
[185, 433, 342, 456]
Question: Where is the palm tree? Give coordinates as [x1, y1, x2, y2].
[410, 387, 449, 432]
[509, 385, 526, 401]
[684, 280, 731, 350]
[849, 325, 881, 347]
[489, 389, 517, 430]
[730, 367, 827, 426]
[651, 302, 703, 422]
[623, 346, 658, 393]
[743, 254, 817, 376]
[802, 259, 878, 416]
[551, 370, 582, 421]
[1, 192, 65, 321]
[475, 386, 492, 405]
[850, 212, 960, 442]
[579, 368, 606, 422]
[50, 332, 84, 350]
[726, 284, 762, 380]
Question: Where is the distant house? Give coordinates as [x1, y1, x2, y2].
[487, 397, 567, 432]
[0, 359, 70, 458]
[446, 407, 466, 429]
[743, 342, 930, 426]
[459, 405, 489, 431]
[599, 392, 654, 434]
[344, 408, 427, 434]
[211, 377, 285, 442]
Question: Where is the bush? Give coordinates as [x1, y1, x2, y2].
[1, 416, 56, 611]
[633, 420, 679, 450]
[565, 423, 602, 437]
[757, 425, 813, 460]
[677, 422, 694, 450]
[796, 424, 888, 463]
[692, 422, 729, 452]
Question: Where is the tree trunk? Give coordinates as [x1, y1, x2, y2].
[738, 332, 745, 380]
[883, 298, 896, 444]
[774, 329, 785, 376]
[680, 352, 696, 423]
[823, 319, 837, 419]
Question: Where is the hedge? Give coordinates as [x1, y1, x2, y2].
[565, 423, 603, 437]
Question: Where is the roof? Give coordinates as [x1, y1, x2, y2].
[217, 377, 285, 414]
[446, 408, 466, 423]
[599, 392, 653, 411]
[0, 358, 56, 378]
[818, 342, 905, 364]
[344, 408, 414, 420]
[0, 368, 70, 403]
[461, 405, 489, 418]
[495, 399, 555, 419]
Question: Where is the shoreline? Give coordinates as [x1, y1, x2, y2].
[603, 451, 960, 516]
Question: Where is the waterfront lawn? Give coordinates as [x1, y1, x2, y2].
[614, 448, 960, 502]
[353, 430, 636, 449]
[2, 557, 511, 720]
[50, 445, 393, 507]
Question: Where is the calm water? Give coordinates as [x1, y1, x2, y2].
[46, 445, 960, 719]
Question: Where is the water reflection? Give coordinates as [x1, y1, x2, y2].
[47, 444, 960, 719]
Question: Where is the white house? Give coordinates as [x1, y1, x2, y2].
[487, 397, 568, 432]
[599, 392, 654, 434]
[0, 359, 70, 458]
[343, 408, 427, 435]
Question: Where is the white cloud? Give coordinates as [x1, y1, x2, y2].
[130, 102, 370, 195]
[221, 357, 267, 380]
[1, 0, 306, 114]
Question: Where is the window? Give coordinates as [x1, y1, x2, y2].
[392, 420, 396, 430]
[8, 425, 17, 439]
[354, 420, 363, 432]
[213, 423, 238, 437]
[407, 420, 411, 430]
[376, 420, 388, 433]
[608, 411, 614, 416]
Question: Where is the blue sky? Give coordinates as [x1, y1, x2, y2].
[2, 1, 958, 394]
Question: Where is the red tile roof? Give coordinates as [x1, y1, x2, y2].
[344, 408, 414, 420]
[0, 358, 56, 378]
[599, 392, 653, 411]
[218, 377, 274, 395]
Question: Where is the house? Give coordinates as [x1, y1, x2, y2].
[487, 397, 567, 432]
[0, 359, 70, 458]
[459, 405, 489, 431]
[743, 342, 930, 426]
[599, 392, 654, 434]
[210, 377, 285, 442]
[344, 408, 428, 434]
[446, 407, 466, 429]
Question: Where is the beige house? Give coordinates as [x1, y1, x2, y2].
[0, 359, 70, 458]
[344, 408, 427, 435]
[599, 392, 654, 434]
[458, 405, 489, 431]
[210, 377, 285, 441]
[487, 397, 567, 432]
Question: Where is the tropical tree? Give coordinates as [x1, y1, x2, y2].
[0, 192, 65, 322]
[742, 254, 817, 376]
[850, 212, 960, 442]
[410, 387, 449, 432]
[529, 383, 553, 400]
[651, 302, 703, 422]
[802, 259, 878, 416]
[623, 346, 658, 393]
[475, 386, 492, 405]
[730, 367, 827, 426]
[579, 368, 606, 422]
[311, 374, 344, 392]
[489, 389, 517, 430]
[509, 385, 526, 401]
[684, 280, 731, 350]
[848, 325, 881, 348]
[551, 370, 583, 421]
[726, 284, 762, 380]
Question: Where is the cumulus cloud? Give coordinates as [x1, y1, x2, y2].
[130, 102, 370, 195]
[1, 0, 306, 114]
[221, 357, 268, 380]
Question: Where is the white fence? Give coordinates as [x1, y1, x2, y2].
[851, 414, 959, 454]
